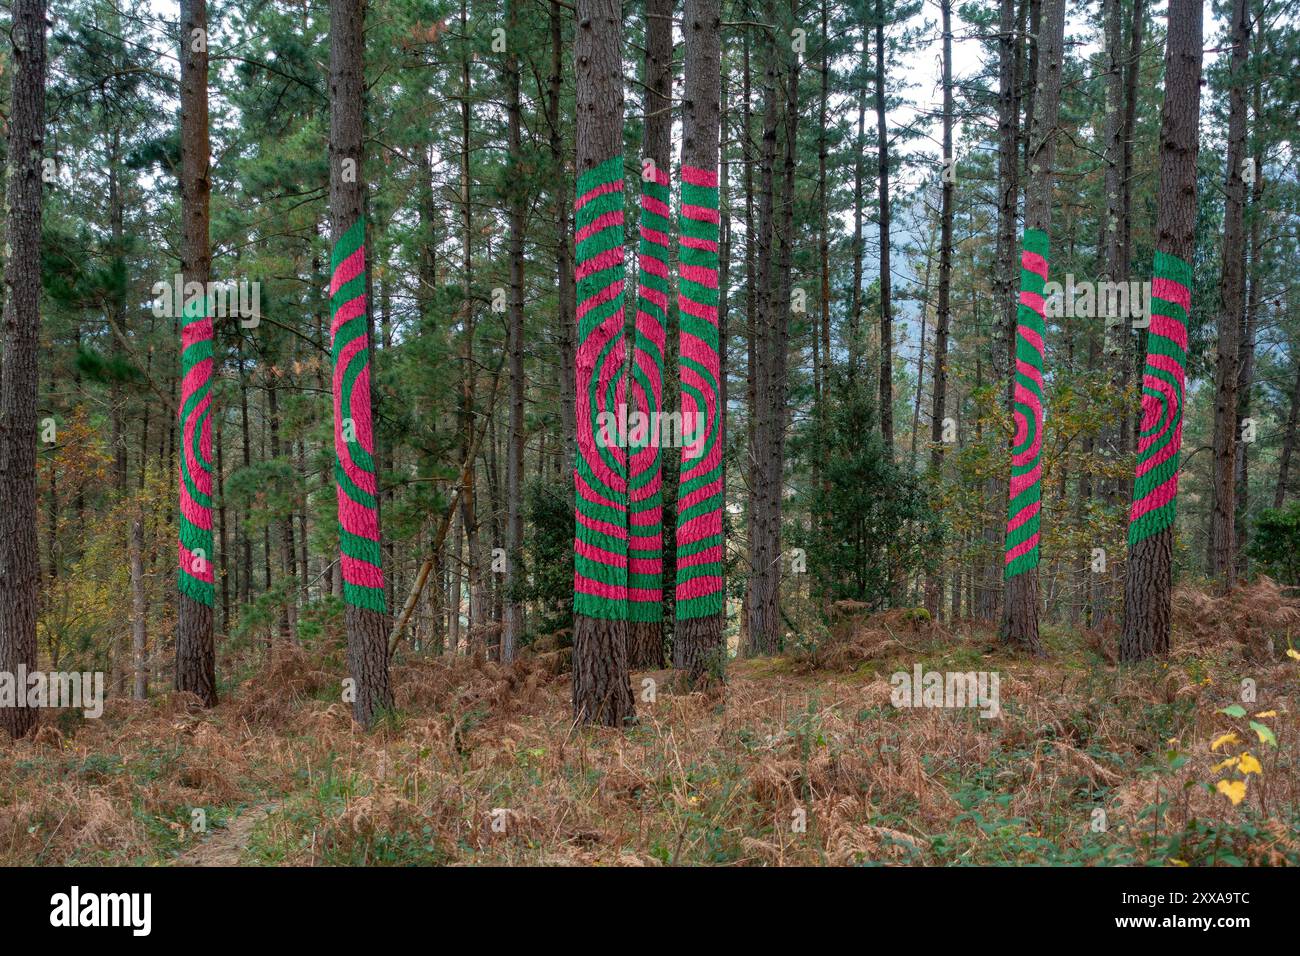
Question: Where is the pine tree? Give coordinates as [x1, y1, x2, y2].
[673, 0, 725, 683]
[571, 0, 635, 726]
[1120, 0, 1204, 660]
[328, 0, 393, 727]
[0, 0, 47, 739]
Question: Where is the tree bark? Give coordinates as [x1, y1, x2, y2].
[1208, 0, 1250, 590]
[174, 0, 218, 706]
[1275, 361, 1300, 509]
[1120, 0, 1203, 661]
[502, 0, 527, 664]
[328, 0, 393, 727]
[1001, 0, 1064, 654]
[673, 0, 725, 685]
[627, 0, 674, 670]
[571, 0, 635, 726]
[980, 0, 1020, 624]
[874, 0, 893, 453]
[926, 0, 954, 615]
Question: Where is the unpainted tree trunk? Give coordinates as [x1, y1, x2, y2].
[1208, 0, 1250, 590]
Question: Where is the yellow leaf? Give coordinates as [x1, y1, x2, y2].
[1254, 710, 1277, 718]
[1216, 779, 1247, 806]
[1211, 732, 1240, 752]
[1168, 857, 1189, 867]
[1237, 753, 1263, 776]
[1287, 648, 1300, 661]
[1212, 756, 1239, 773]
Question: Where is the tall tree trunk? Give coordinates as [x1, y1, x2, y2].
[1118, 0, 1149, 463]
[673, 0, 725, 685]
[1275, 361, 1300, 509]
[745, 15, 783, 656]
[328, 0, 393, 727]
[926, 0, 954, 616]
[571, 0, 635, 726]
[456, 0, 484, 656]
[267, 373, 296, 643]
[628, 0, 674, 670]
[1120, 0, 1203, 660]
[550, 0, 577, 478]
[849, 74, 866, 378]
[0, 0, 45, 739]
[1234, 60, 1263, 576]
[1001, 0, 1064, 654]
[1094, 0, 1124, 627]
[981, 0, 1021, 624]
[131, 515, 148, 700]
[874, 0, 894, 453]
[502, 0, 527, 665]
[174, 0, 218, 706]
[1208, 0, 1250, 590]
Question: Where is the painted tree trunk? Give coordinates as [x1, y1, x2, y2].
[329, 0, 392, 727]
[1001, 0, 1064, 654]
[176, 292, 218, 700]
[674, 0, 724, 685]
[1120, 0, 1202, 661]
[175, 0, 217, 706]
[571, 0, 634, 727]
[627, 0, 674, 670]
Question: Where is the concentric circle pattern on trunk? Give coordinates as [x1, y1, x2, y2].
[628, 164, 669, 623]
[1129, 250, 1191, 546]
[675, 164, 723, 619]
[330, 217, 386, 613]
[1005, 227, 1048, 581]
[178, 292, 215, 606]
[573, 156, 629, 620]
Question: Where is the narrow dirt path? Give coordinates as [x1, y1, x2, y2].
[173, 804, 278, 867]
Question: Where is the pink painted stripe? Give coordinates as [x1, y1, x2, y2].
[1151, 276, 1190, 313]
[178, 542, 215, 583]
[341, 553, 384, 589]
[574, 571, 627, 600]
[575, 178, 623, 211]
[682, 203, 720, 224]
[681, 165, 718, 188]
[575, 209, 624, 245]
[1021, 250, 1048, 278]
[1130, 473, 1180, 522]
[1004, 532, 1040, 564]
[676, 574, 724, 601]
[575, 245, 625, 282]
[680, 263, 719, 288]
[330, 245, 366, 295]
[1006, 499, 1040, 534]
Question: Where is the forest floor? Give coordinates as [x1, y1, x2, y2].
[2, 582, 1299, 866]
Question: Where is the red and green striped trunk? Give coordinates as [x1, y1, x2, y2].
[177, 292, 215, 605]
[1128, 251, 1191, 546]
[628, 165, 669, 627]
[674, 165, 723, 622]
[329, 217, 386, 614]
[573, 156, 629, 620]
[1005, 227, 1048, 580]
